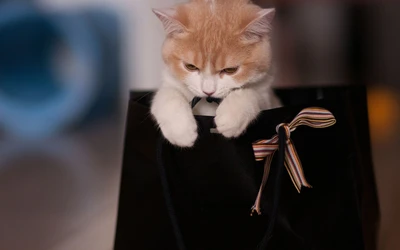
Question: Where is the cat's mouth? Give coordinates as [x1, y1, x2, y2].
[209, 87, 242, 99]
[193, 87, 242, 99]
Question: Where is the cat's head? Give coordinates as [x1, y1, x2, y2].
[154, 0, 275, 98]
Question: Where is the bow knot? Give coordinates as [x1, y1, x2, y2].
[276, 123, 291, 140]
[251, 107, 336, 215]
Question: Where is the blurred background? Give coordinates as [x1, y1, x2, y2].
[0, 0, 398, 249]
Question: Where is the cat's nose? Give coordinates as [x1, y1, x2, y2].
[203, 91, 215, 96]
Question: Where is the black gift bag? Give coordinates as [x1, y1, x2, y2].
[114, 86, 379, 250]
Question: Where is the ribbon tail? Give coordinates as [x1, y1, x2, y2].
[286, 140, 312, 190]
[251, 153, 274, 216]
[284, 161, 301, 193]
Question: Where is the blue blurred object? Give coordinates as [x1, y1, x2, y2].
[0, 3, 120, 139]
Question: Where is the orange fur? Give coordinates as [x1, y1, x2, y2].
[160, 0, 273, 84]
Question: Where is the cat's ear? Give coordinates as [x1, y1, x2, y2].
[153, 8, 187, 36]
[241, 8, 275, 42]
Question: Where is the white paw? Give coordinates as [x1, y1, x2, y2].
[215, 94, 259, 138]
[159, 112, 198, 147]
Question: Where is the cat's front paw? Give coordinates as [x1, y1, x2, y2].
[215, 95, 259, 138]
[159, 114, 198, 147]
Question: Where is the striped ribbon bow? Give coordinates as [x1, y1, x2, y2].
[251, 107, 336, 215]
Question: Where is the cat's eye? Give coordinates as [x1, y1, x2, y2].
[184, 63, 199, 72]
[222, 67, 239, 75]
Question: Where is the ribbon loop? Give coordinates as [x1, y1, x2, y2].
[251, 107, 336, 215]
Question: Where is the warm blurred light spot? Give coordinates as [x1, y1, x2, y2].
[368, 86, 399, 143]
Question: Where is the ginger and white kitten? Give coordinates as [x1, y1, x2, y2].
[151, 0, 281, 147]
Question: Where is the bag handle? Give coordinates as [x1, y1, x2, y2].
[191, 97, 222, 109]
[256, 126, 287, 249]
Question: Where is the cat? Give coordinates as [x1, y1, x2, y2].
[151, 0, 281, 147]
